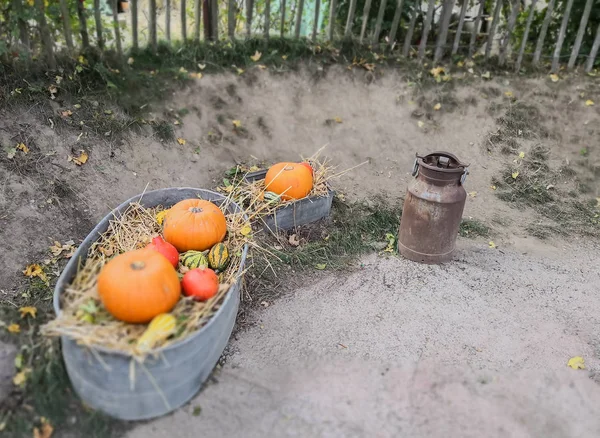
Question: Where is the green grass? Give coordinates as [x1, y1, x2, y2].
[459, 219, 490, 238]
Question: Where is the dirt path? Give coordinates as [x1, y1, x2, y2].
[127, 242, 600, 437]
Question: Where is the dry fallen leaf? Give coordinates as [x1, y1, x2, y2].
[127, 57, 134, 65]
[430, 67, 445, 77]
[433, 103, 442, 111]
[417, 120, 425, 128]
[33, 420, 54, 438]
[549, 74, 559, 82]
[257, 64, 267, 70]
[519, 151, 525, 159]
[334, 117, 343, 123]
[177, 138, 186, 145]
[512, 171, 519, 179]
[504, 91, 514, 98]
[490, 185, 497, 190]
[16, 143, 29, 154]
[481, 71, 491, 79]
[488, 241, 497, 249]
[289, 234, 300, 247]
[13, 368, 31, 386]
[456, 60, 464, 67]
[7, 323, 20, 333]
[250, 51, 262, 62]
[23, 264, 48, 283]
[585, 99, 594, 106]
[240, 224, 252, 236]
[232, 120, 242, 128]
[61, 110, 73, 117]
[567, 356, 585, 369]
[236, 68, 245, 75]
[468, 191, 477, 198]
[19, 306, 37, 319]
[197, 63, 206, 70]
[281, 55, 288, 60]
[315, 263, 327, 270]
[68, 150, 88, 166]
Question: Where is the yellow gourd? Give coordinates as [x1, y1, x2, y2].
[136, 313, 177, 353]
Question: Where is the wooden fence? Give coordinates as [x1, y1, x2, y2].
[1, 0, 599, 73]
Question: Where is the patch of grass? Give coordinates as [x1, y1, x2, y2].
[459, 218, 490, 238]
[152, 120, 175, 142]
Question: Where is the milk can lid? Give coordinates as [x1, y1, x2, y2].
[417, 151, 468, 173]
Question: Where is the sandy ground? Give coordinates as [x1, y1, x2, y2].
[1, 66, 600, 435]
[127, 243, 600, 437]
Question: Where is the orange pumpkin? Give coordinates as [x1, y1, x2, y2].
[264, 162, 313, 200]
[97, 249, 181, 323]
[163, 199, 227, 252]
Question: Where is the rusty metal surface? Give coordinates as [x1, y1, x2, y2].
[398, 152, 468, 264]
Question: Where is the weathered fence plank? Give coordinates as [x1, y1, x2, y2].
[280, 0, 287, 37]
[372, 0, 388, 45]
[468, 0, 485, 58]
[533, 0, 555, 65]
[246, 0, 254, 37]
[418, 0, 436, 60]
[328, 0, 337, 40]
[388, 0, 404, 48]
[166, 0, 172, 40]
[359, 0, 373, 43]
[34, 0, 55, 69]
[58, 0, 74, 53]
[498, 0, 520, 66]
[452, 0, 469, 55]
[515, 0, 538, 71]
[181, 0, 187, 40]
[295, 0, 305, 38]
[194, 0, 201, 41]
[344, 0, 358, 38]
[312, 0, 321, 40]
[150, 0, 158, 51]
[210, 0, 218, 39]
[265, 0, 271, 39]
[485, 0, 503, 61]
[568, 0, 593, 69]
[551, 0, 574, 72]
[434, 0, 454, 63]
[12, 0, 30, 51]
[585, 23, 600, 73]
[93, 0, 104, 49]
[403, 7, 418, 57]
[131, 0, 138, 49]
[76, 0, 90, 49]
[229, 0, 236, 37]
[112, 0, 123, 57]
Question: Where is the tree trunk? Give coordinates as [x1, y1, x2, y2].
[327, 0, 336, 41]
[359, 0, 372, 43]
[131, 0, 138, 49]
[181, 0, 187, 40]
[344, 0, 357, 38]
[34, 0, 56, 69]
[402, 7, 418, 57]
[468, 0, 485, 58]
[58, 0, 74, 53]
[311, 0, 319, 40]
[194, 0, 201, 41]
[372, 0, 388, 45]
[498, 0, 520, 66]
[166, 0, 171, 40]
[94, 0, 104, 49]
[112, 0, 123, 57]
[388, 0, 405, 48]
[265, 0, 271, 40]
[585, 22, 600, 73]
[210, 0, 218, 39]
[12, 0, 30, 51]
[452, 0, 469, 55]
[246, 0, 254, 37]
[294, 0, 305, 38]
[77, 0, 90, 49]
[150, 0, 157, 51]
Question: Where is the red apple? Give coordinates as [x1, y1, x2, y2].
[181, 267, 219, 301]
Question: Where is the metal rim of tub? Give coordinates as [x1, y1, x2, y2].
[52, 187, 249, 358]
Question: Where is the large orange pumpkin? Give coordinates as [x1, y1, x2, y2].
[264, 162, 313, 200]
[97, 249, 181, 323]
[163, 199, 227, 252]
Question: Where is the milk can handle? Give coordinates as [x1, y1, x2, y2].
[411, 155, 469, 185]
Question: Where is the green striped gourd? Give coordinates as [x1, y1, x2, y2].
[179, 250, 208, 269]
[208, 243, 229, 270]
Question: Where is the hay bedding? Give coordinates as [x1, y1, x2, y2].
[42, 199, 249, 358]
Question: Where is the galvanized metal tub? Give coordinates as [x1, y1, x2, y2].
[244, 169, 334, 232]
[52, 188, 248, 421]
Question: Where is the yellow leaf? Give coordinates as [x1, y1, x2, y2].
[68, 150, 88, 166]
[174, 120, 181, 125]
[481, 71, 491, 79]
[249, 165, 260, 171]
[257, 64, 267, 70]
[33, 420, 54, 438]
[491, 185, 497, 190]
[232, 120, 242, 128]
[512, 171, 519, 179]
[417, 121, 425, 128]
[236, 68, 245, 75]
[281, 55, 288, 60]
[19, 306, 37, 319]
[433, 103, 441, 111]
[468, 191, 477, 198]
[188, 72, 203, 79]
[456, 61, 464, 67]
[13, 368, 31, 386]
[7, 323, 20, 333]
[429, 67, 445, 77]
[504, 91, 514, 98]
[334, 117, 343, 123]
[315, 263, 327, 270]
[519, 151, 525, 159]
[197, 63, 206, 70]
[549, 74, 559, 82]
[177, 138, 186, 145]
[23, 264, 48, 283]
[156, 210, 169, 226]
[179, 67, 188, 74]
[585, 99, 594, 106]
[127, 57, 134, 65]
[240, 224, 252, 236]
[16, 143, 29, 154]
[567, 356, 585, 370]
[488, 241, 497, 249]
[250, 51, 262, 62]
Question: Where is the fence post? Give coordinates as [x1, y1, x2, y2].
[264, 0, 271, 39]
[568, 0, 593, 69]
[498, 0, 520, 66]
[150, 0, 158, 51]
[344, 0, 357, 38]
[181, 0, 187, 40]
[112, 0, 123, 57]
[194, 0, 202, 41]
[515, 0, 538, 71]
[131, 0, 138, 49]
[359, 0, 372, 43]
[388, 0, 404, 48]
[452, 0, 468, 55]
[11, 0, 30, 51]
[166, 0, 172, 41]
[58, 0, 74, 53]
[551, 0, 574, 72]
[328, 0, 337, 41]
[76, 0, 90, 50]
[372, 0, 388, 45]
[418, 0, 436, 60]
[468, 0, 484, 58]
[228, 0, 236, 38]
[34, 0, 56, 69]
[210, 0, 218, 39]
[402, 7, 418, 57]
[585, 23, 600, 73]
[312, 0, 320, 40]
[533, 0, 555, 65]
[484, 0, 502, 61]
[433, 0, 453, 63]
[246, 0, 254, 36]
[295, 0, 305, 38]
[93, 0, 104, 49]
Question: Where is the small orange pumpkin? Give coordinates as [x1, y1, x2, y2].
[264, 162, 313, 200]
[163, 199, 227, 252]
[97, 249, 181, 323]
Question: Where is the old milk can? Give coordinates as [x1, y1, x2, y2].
[398, 152, 469, 264]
